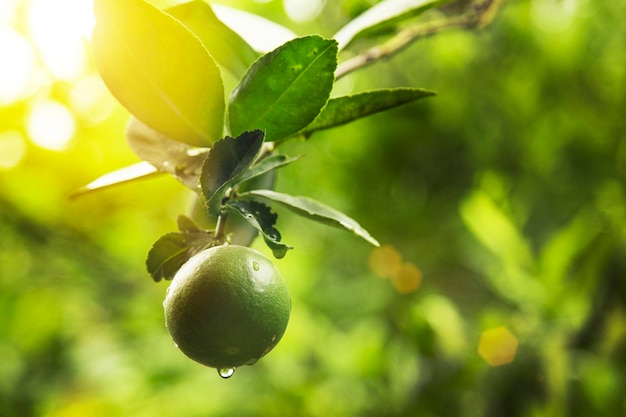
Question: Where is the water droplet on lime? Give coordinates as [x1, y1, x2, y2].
[217, 367, 236, 379]
[252, 261, 260, 271]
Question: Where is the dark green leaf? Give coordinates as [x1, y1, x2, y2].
[92, 0, 224, 147]
[146, 231, 216, 282]
[301, 87, 436, 136]
[242, 189, 380, 246]
[334, 0, 449, 50]
[166, 1, 258, 78]
[200, 130, 264, 215]
[229, 36, 338, 141]
[226, 199, 292, 259]
[235, 154, 302, 187]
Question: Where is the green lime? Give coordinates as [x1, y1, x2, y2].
[163, 245, 290, 371]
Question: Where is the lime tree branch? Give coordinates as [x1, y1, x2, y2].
[335, 0, 503, 80]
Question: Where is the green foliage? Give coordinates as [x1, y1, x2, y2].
[235, 153, 302, 185]
[146, 215, 218, 282]
[229, 35, 338, 141]
[226, 199, 292, 259]
[89, 0, 411, 279]
[240, 189, 380, 247]
[200, 130, 265, 216]
[301, 87, 436, 135]
[92, 0, 224, 147]
[166, 0, 259, 78]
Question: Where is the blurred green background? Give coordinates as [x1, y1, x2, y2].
[1, 0, 625, 416]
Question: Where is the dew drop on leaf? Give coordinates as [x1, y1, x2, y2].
[217, 367, 236, 379]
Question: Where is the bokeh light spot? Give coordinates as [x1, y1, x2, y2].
[478, 326, 519, 367]
[0, 130, 28, 170]
[368, 245, 422, 294]
[391, 262, 422, 294]
[26, 100, 76, 151]
[26, 0, 94, 80]
[0, 26, 37, 105]
[368, 244, 403, 279]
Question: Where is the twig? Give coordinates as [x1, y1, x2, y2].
[334, 0, 502, 80]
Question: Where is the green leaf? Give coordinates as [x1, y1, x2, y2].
[166, 1, 258, 78]
[301, 87, 436, 136]
[146, 229, 216, 282]
[226, 199, 292, 259]
[200, 130, 264, 215]
[242, 189, 380, 247]
[333, 0, 449, 50]
[229, 36, 338, 142]
[92, 0, 224, 147]
[235, 154, 302, 187]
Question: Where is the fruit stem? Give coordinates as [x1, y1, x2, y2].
[215, 212, 228, 242]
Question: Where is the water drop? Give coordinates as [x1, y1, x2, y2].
[252, 261, 260, 271]
[217, 367, 236, 379]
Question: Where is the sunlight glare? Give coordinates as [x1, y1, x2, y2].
[26, 0, 95, 80]
[0, 26, 37, 105]
[0, 0, 19, 25]
[26, 100, 76, 151]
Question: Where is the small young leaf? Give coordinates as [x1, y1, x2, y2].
[235, 154, 302, 187]
[126, 118, 209, 191]
[334, 0, 449, 50]
[229, 36, 338, 142]
[300, 87, 436, 136]
[166, 1, 258, 78]
[226, 199, 292, 258]
[200, 130, 265, 215]
[242, 189, 380, 246]
[146, 230, 216, 282]
[92, 0, 224, 147]
[177, 214, 204, 233]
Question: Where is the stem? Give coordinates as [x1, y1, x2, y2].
[214, 211, 228, 241]
[334, 0, 502, 80]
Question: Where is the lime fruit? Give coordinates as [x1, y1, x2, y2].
[163, 245, 291, 370]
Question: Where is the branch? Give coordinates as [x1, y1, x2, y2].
[334, 0, 503, 80]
